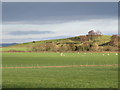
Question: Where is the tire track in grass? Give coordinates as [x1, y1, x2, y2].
[0, 64, 118, 69]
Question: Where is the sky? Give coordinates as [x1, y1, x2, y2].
[2, 2, 118, 43]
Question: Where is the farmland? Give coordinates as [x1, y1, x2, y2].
[2, 52, 118, 88]
[1, 2, 119, 88]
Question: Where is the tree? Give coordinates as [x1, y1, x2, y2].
[88, 30, 96, 35]
[33, 41, 36, 43]
[87, 30, 102, 40]
[96, 30, 102, 35]
[88, 30, 102, 35]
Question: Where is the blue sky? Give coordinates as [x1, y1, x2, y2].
[2, 2, 118, 43]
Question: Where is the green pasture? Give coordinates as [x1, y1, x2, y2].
[2, 52, 118, 88]
[1, 47, 28, 52]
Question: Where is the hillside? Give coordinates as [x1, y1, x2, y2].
[2, 34, 119, 52]
[0, 43, 18, 47]
[9, 35, 110, 47]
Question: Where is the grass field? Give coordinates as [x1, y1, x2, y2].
[0, 47, 29, 52]
[2, 52, 118, 88]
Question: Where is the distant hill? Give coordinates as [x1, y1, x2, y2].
[3, 34, 119, 52]
[0, 43, 18, 47]
[11, 35, 111, 47]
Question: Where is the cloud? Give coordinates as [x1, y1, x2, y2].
[7, 31, 54, 35]
[2, 2, 118, 43]
[3, 16, 117, 25]
[2, 18, 118, 43]
[2, 35, 73, 43]
[3, 2, 117, 24]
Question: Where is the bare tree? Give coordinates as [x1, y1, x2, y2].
[88, 30, 102, 35]
[96, 30, 102, 35]
[88, 30, 96, 35]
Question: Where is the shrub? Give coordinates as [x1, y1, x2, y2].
[90, 43, 99, 51]
[102, 46, 118, 51]
[31, 46, 38, 52]
[109, 35, 118, 47]
[33, 41, 36, 43]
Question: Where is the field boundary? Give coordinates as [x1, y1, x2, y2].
[0, 64, 118, 69]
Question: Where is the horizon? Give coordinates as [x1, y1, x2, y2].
[1, 34, 117, 44]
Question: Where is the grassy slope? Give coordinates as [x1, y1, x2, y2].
[94, 35, 111, 45]
[10, 35, 111, 47]
[2, 35, 111, 51]
[2, 52, 118, 88]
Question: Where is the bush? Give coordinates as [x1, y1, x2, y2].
[33, 41, 36, 43]
[90, 43, 99, 51]
[102, 46, 118, 51]
[31, 46, 38, 52]
[109, 35, 118, 47]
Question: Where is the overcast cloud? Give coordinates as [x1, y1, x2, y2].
[2, 2, 118, 43]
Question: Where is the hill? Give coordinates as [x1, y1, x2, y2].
[0, 43, 18, 47]
[10, 35, 110, 47]
[3, 34, 119, 52]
